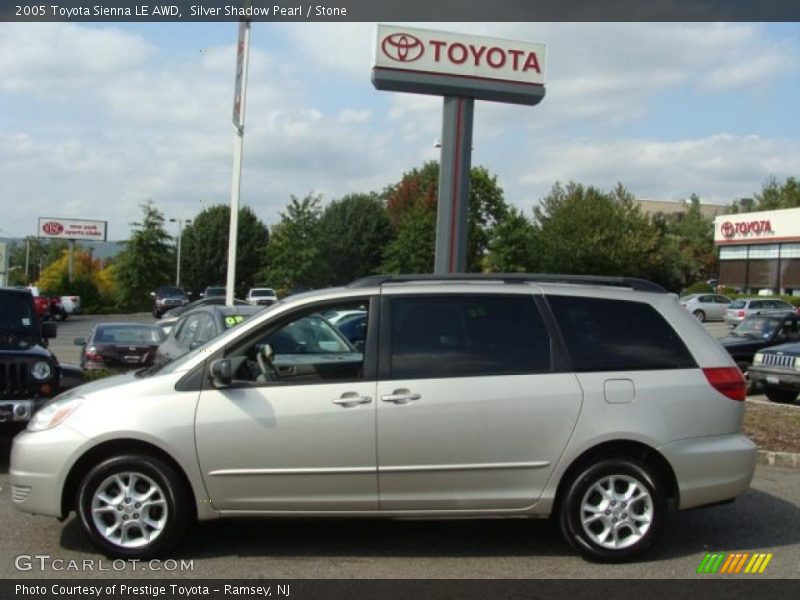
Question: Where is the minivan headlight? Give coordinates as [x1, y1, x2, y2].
[753, 353, 764, 365]
[28, 397, 83, 432]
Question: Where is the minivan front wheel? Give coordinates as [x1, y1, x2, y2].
[559, 458, 664, 562]
[77, 455, 190, 558]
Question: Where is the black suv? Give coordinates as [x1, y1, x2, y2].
[0, 288, 81, 426]
[152, 285, 190, 318]
[719, 312, 800, 391]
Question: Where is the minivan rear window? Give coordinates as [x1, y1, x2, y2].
[547, 296, 696, 372]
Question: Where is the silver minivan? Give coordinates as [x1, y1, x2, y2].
[11, 274, 757, 562]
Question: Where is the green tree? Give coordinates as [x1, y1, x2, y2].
[6, 237, 69, 285]
[319, 193, 393, 286]
[180, 204, 270, 297]
[381, 162, 508, 273]
[114, 200, 174, 311]
[532, 182, 680, 288]
[259, 195, 324, 292]
[728, 177, 800, 213]
[661, 194, 716, 288]
[484, 206, 537, 272]
[381, 202, 437, 273]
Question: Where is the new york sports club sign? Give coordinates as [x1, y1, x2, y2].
[374, 25, 547, 87]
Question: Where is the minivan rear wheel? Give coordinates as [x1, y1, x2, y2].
[559, 458, 664, 562]
[76, 454, 190, 558]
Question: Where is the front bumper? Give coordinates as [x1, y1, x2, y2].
[748, 366, 800, 390]
[10, 425, 88, 518]
[660, 434, 757, 510]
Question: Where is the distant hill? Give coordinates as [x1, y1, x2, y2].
[79, 240, 124, 260]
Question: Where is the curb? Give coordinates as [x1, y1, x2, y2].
[757, 449, 800, 469]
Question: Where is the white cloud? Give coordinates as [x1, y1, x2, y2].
[516, 134, 800, 205]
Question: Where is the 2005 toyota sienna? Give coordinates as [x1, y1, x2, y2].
[11, 274, 757, 562]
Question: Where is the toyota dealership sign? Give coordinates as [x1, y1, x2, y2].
[38, 217, 108, 242]
[714, 207, 800, 244]
[372, 25, 546, 106]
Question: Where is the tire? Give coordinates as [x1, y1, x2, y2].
[765, 388, 798, 404]
[76, 454, 191, 559]
[692, 309, 705, 322]
[559, 458, 665, 562]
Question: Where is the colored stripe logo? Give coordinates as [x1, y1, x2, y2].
[697, 552, 773, 574]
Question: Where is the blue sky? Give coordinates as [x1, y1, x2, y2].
[1, 22, 799, 240]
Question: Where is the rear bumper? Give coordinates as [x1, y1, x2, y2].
[660, 434, 757, 510]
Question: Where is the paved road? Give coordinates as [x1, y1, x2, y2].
[0, 314, 795, 579]
[0, 453, 796, 579]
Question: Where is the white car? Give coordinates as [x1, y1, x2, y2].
[246, 287, 278, 306]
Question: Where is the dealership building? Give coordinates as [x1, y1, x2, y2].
[715, 207, 800, 294]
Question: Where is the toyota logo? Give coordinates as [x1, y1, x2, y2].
[721, 221, 735, 238]
[381, 33, 424, 63]
[42, 221, 64, 235]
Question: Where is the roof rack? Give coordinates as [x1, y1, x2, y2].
[346, 274, 666, 293]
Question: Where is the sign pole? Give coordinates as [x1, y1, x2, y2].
[225, 18, 251, 306]
[435, 96, 474, 274]
[68, 239, 75, 283]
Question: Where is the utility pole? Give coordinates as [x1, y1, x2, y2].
[169, 218, 191, 288]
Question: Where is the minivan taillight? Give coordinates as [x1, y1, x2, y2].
[703, 367, 746, 402]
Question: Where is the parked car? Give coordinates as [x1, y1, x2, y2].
[201, 286, 226, 299]
[328, 310, 367, 349]
[74, 323, 165, 371]
[718, 313, 800, 392]
[151, 286, 190, 319]
[246, 287, 278, 306]
[748, 343, 800, 404]
[158, 297, 252, 335]
[11, 274, 756, 562]
[27, 286, 80, 320]
[0, 287, 82, 428]
[724, 297, 795, 326]
[679, 294, 731, 322]
[155, 305, 263, 365]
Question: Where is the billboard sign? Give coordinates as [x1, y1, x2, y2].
[374, 25, 546, 86]
[38, 218, 108, 241]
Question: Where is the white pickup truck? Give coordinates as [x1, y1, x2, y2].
[26, 286, 81, 320]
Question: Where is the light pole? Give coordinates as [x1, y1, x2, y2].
[169, 218, 191, 288]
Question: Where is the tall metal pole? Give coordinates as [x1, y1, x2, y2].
[68, 239, 75, 283]
[225, 19, 251, 306]
[170, 218, 191, 288]
[434, 96, 474, 274]
[24, 238, 30, 283]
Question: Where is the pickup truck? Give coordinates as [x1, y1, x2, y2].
[27, 286, 81, 320]
[0, 287, 83, 427]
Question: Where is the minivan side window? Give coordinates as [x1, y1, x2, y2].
[389, 295, 551, 379]
[547, 296, 696, 372]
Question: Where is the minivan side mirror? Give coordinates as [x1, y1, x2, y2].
[210, 359, 233, 387]
[42, 322, 57, 339]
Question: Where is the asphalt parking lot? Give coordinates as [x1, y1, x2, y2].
[0, 314, 796, 579]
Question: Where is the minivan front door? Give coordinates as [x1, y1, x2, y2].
[195, 381, 377, 512]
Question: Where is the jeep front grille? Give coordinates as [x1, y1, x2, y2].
[0, 361, 29, 398]
[761, 354, 797, 369]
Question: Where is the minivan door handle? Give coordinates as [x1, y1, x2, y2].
[381, 389, 421, 404]
[331, 392, 372, 407]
